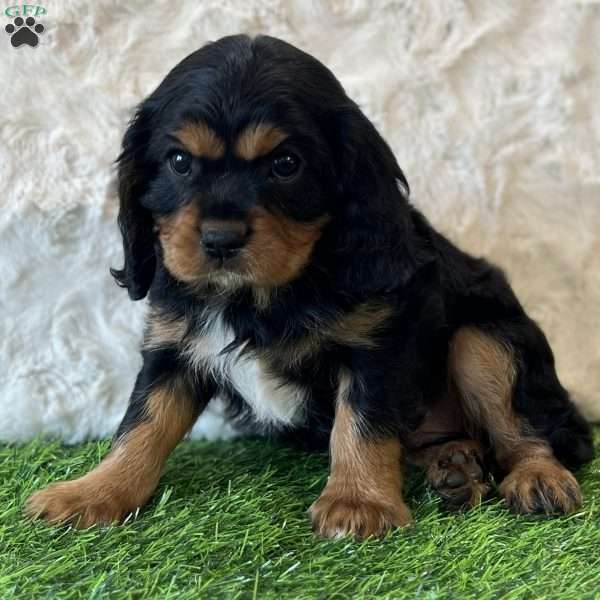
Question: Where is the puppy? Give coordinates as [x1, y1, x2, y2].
[27, 34, 594, 539]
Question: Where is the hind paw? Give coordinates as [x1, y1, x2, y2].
[427, 440, 491, 508]
[500, 458, 581, 514]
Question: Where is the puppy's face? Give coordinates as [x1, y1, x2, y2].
[114, 35, 408, 300]
[150, 119, 331, 290]
[121, 37, 347, 294]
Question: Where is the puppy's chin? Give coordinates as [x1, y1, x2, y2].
[203, 267, 249, 291]
[192, 253, 266, 295]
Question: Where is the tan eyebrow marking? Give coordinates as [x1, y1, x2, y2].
[234, 123, 289, 161]
[175, 122, 225, 159]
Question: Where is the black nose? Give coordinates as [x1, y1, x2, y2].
[201, 224, 248, 260]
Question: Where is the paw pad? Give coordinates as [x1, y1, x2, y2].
[5, 16, 44, 48]
[428, 444, 491, 508]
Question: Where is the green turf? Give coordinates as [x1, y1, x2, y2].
[1, 431, 599, 600]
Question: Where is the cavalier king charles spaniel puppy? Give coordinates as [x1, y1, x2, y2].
[27, 34, 593, 539]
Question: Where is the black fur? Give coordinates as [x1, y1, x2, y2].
[112, 34, 593, 475]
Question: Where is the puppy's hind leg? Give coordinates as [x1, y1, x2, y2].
[449, 326, 583, 515]
[406, 390, 491, 508]
[26, 347, 211, 528]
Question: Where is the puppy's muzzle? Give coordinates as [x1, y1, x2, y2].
[201, 221, 249, 260]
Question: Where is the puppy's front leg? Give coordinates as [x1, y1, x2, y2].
[309, 370, 412, 539]
[26, 348, 210, 528]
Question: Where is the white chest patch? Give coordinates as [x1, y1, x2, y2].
[184, 314, 306, 427]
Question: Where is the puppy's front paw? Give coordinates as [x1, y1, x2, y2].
[309, 491, 412, 540]
[25, 478, 131, 529]
[500, 458, 582, 515]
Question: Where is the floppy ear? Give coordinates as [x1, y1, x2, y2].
[329, 102, 410, 215]
[318, 100, 422, 293]
[110, 107, 156, 301]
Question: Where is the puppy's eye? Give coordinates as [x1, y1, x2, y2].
[169, 151, 192, 176]
[271, 153, 300, 180]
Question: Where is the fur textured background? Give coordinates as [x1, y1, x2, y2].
[1, 0, 599, 443]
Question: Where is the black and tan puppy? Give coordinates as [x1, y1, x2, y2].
[27, 35, 593, 538]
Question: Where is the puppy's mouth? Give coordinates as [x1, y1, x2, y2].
[203, 254, 246, 280]
[202, 257, 253, 292]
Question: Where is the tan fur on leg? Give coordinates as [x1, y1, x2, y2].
[449, 326, 582, 514]
[25, 380, 199, 528]
[309, 370, 412, 539]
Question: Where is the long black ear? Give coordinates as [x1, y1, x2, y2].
[329, 102, 410, 217]
[110, 107, 156, 301]
[322, 101, 416, 291]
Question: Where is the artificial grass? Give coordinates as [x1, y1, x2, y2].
[1, 431, 599, 600]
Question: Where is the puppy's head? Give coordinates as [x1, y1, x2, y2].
[112, 34, 409, 300]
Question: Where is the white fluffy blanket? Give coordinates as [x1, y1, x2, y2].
[1, 0, 599, 443]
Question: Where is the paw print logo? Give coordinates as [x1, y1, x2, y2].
[5, 16, 45, 48]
